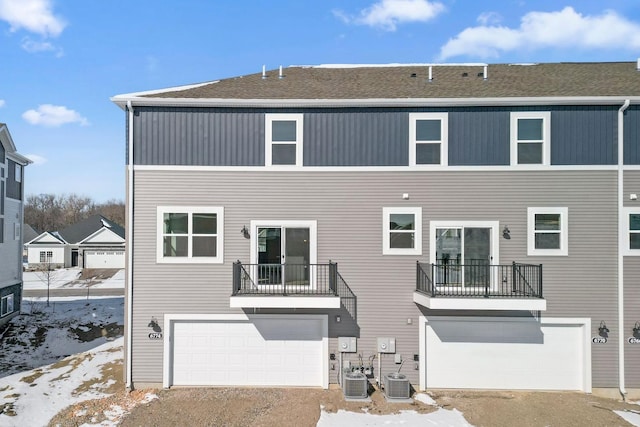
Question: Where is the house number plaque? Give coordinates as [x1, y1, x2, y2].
[628, 337, 640, 344]
[592, 337, 607, 344]
[149, 332, 163, 340]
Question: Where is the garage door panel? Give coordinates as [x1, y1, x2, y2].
[426, 318, 587, 391]
[171, 317, 324, 387]
[85, 250, 125, 269]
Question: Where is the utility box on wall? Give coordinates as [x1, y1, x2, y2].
[377, 337, 396, 353]
[338, 336, 357, 353]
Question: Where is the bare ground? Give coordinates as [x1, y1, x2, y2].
[50, 378, 640, 427]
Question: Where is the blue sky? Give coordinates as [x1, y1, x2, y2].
[1, 0, 640, 202]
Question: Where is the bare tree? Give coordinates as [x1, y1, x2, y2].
[25, 193, 125, 231]
[35, 255, 58, 307]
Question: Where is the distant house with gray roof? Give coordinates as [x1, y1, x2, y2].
[26, 214, 125, 269]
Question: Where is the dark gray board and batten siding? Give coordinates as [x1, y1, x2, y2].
[130, 170, 619, 388]
[131, 106, 621, 167]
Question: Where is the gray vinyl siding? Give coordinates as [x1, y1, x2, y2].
[0, 198, 22, 286]
[624, 171, 640, 387]
[130, 169, 618, 388]
[625, 106, 640, 165]
[132, 106, 619, 168]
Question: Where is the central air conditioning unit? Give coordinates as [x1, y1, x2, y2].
[343, 371, 368, 399]
[384, 373, 410, 400]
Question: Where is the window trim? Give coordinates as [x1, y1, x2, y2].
[409, 112, 448, 167]
[510, 112, 551, 166]
[265, 113, 304, 167]
[1, 294, 14, 317]
[383, 207, 422, 255]
[527, 207, 568, 256]
[156, 206, 224, 264]
[623, 208, 640, 256]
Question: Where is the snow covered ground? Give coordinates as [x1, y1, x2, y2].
[2, 295, 640, 427]
[23, 268, 124, 290]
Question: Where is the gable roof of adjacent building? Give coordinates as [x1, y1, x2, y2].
[58, 215, 125, 244]
[0, 123, 32, 165]
[112, 61, 640, 108]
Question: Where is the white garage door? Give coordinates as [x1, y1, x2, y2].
[424, 317, 590, 391]
[85, 251, 124, 269]
[170, 315, 326, 387]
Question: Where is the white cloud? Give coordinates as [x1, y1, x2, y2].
[440, 7, 640, 60]
[0, 0, 66, 37]
[334, 0, 445, 31]
[0, 99, 5, 108]
[477, 11, 502, 26]
[22, 104, 89, 127]
[21, 37, 63, 56]
[24, 154, 47, 165]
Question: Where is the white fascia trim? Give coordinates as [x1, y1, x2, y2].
[6, 152, 32, 165]
[229, 296, 341, 309]
[111, 96, 640, 110]
[163, 313, 329, 389]
[78, 227, 125, 245]
[413, 292, 547, 311]
[133, 164, 618, 172]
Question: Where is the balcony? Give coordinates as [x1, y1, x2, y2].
[414, 261, 547, 311]
[230, 261, 355, 309]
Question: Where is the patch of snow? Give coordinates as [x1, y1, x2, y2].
[414, 392, 437, 405]
[22, 268, 124, 290]
[0, 338, 123, 427]
[615, 410, 640, 427]
[317, 408, 474, 427]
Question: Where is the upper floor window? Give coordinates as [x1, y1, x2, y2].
[510, 112, 550, 166]
[14, 164, 22, 183]
[157, 206, 224, 263]
[382, 207, 422, 255]
[265, 114, 303, 167]
[527, 207, 568, 256]
[409, 113, 448, 166]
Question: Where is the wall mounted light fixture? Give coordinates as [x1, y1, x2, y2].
[148, 317, 161, 332]
[502, 226, 511, 240]
[241, 225, 250, 239]
[335, 315, 341, 323]
[634, 322, 640, 338]
[599, 321, 610, 337]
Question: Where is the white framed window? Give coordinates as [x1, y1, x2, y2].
[409, 113, 448, 166]
[383, 207, 422, 255]
[157, 206, 224, 264]
[1, 294, 14, 317]
[265, 113, 303, 167]
[527, 207, 568, 256]
[510, 112, 551, 166]
[15, 163, 22, 183]
[623, 209, 640, 255]
[39, 251, 53, 263]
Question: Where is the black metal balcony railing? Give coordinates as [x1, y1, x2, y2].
[232, 261, 353, 297]
[416, 261, 543, 298]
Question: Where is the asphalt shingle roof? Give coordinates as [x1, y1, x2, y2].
[58, 215, 125, 244]
[143, 62, 640, 100]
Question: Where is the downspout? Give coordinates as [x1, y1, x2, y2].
[125, 100, 135, 390]
[618, 98, 630, 400]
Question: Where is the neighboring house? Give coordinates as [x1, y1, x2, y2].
[26, 215, 125, 269]
[112, 61, 640, 398]
[22, 224, 39, 262]
[0, 123, 31, 328]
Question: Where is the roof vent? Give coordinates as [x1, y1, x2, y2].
[410, 73, 417, 78]
[428, 65, 433, 82]
[483, 65, 488, 80]
[279, 65, 283, 79]
[462, 72, 468, 77]
[262, 65, 266, 79]
[637, 58, 640, 71]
